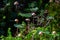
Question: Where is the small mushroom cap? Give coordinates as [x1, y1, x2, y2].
[32, 13, 36, 16]
[14, 19, 19, 22]
[25, 18, 30, 22]
[17, 33, 21, 37]
[52, 31, 56, 34]
[14, 1, 19, 5]
[39, 31, 43, 35]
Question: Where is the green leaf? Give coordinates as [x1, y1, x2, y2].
[25, 7, 38, 12]
[18, 13, 32, 17]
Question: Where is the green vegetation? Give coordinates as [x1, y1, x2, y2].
[0, 0, 60, 40]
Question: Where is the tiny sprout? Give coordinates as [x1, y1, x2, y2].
[52, 31, 56, 34]
[32, 13, 36, 16]
[14, 1, 19, 5]
[25, 18, 30, 22]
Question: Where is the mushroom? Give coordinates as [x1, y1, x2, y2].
[14, 1, 19, 10]
[25, 18, 30, 22]
[32, 12, 36, 16]
[32, 13, 36, 29]
[39, 31, 43, 36]
[32, 12, 36, 24]
[14, 19, 19, 23]
[14, 1, 19, 5]
[25, 18, 30, 29]
[24, 18, 30, 35]
[52, 31, 56, 34]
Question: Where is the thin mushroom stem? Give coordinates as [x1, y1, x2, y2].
[33, 16, 34, 24]
[32, 16, 35, 29]
[27, 21, 30, 30]
[15, 5, 18, 12]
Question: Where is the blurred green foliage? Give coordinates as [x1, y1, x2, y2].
[0, 0, 60, 40]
